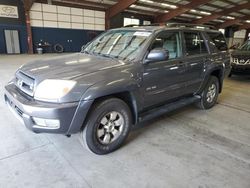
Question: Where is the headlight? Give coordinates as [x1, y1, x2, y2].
[34, 79, 76, 102]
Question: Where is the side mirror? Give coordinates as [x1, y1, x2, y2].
[145, 48, 169, 63]
[81, 42, 90, 52]
[81, 45, 86, 52]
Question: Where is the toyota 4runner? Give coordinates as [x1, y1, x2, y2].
[4, 24, 231, 154]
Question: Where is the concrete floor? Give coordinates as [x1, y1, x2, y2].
[0, 54, 250, 188]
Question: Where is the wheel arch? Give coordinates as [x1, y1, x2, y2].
[199, 67, 224, 94]
[80, 91, 139, 133]
[210, 68, 224, 93]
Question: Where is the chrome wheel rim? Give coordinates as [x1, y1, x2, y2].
[206, 83, 216, 103]
[97, 111, 124, 145]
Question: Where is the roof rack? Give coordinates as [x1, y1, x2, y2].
[123, 23, 161, 27]
[123, 23, 216, 30]
[165, 23, 216, 29]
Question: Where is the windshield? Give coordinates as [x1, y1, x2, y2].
[83, 30, 152, 61]
[239, 40, 250, 51]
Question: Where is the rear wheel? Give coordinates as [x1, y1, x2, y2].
[196, 76, 219, 109]
[81, 98, 132, 155]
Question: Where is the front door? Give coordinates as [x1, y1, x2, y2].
[142, 31, 186, 108]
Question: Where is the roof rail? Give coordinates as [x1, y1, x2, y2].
[123, 24, 140, 27]
[123, 23, 161, 27]
[165, 23, 216, 29]
[122, 23, 216, 30]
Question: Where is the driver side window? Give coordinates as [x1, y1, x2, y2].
[151, 31, 181, 59]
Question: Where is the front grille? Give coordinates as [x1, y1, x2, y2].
[231, 55, 250, 65]
[15, 71, 35, 96]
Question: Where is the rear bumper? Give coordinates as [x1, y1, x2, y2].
[4, 83, 93, 134]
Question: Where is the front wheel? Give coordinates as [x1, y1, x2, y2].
[196, 76, 219, 109]
[81, 98, 132, 155]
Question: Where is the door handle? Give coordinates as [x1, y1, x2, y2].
[170, 66, 179, 70]
[190, 62, 198, 66]
[177, 62, 185, 67]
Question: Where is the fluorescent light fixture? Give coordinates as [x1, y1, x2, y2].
[161, 3, 177, 9]
[226, 16, 235, 19]
[164, 10, 169, 13]
[190, 9, 197, 12]
[200, 11, 211, 15]
[140, 0, 153, 3]
[196, 26, 205, 29]
[196, 16, 202, 19]
[130, 4, 136, 8]
[246, 20, 250, 23]
[214, 19, 224, 23]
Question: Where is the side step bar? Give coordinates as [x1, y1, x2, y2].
[139, 95, 201, 122]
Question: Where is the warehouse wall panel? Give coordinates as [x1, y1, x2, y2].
[57, 6, 71, 14]
[30, 11, 43, 20]
[71, 8, 83, 16]
[30, 3, 105, 31]
[42, 4, 57, 13]
[32, 27, 102, 53]
[43, 13, 57, 21]
[0, 0, 27, 53]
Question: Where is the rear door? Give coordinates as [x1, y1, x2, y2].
[205, 32, 230, 71]
[142, 30, 187, 108]
[182, 31, 209, 94]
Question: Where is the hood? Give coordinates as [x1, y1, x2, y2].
[19, 53, 126, 82]
[231, 49, 250, 57]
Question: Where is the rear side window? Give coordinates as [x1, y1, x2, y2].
[207, 32, 228, 52]
[184, 32, 208, 56]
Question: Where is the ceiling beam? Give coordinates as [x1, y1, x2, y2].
[216, 15, 250, 29]
[22, 0, 34, 11]
[193, 2, 250, 24]
[52, 0, 109, 9]
[238, 23, 250, 30]
[106, 0, 138, 19]
[156, 0, 211, 23]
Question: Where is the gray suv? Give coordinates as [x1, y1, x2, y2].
[4, 25, 231, 154]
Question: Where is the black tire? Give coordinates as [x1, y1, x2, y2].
[81, 98, 132, 155]
[196, 76, 219, 110]
[53, 43, 64, 53]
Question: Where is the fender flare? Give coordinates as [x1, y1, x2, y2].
[198, 65, 224, 94]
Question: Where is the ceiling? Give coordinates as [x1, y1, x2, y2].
[33, 0, 250, 30]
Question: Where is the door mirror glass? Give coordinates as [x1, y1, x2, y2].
[145, 48, 169, 63]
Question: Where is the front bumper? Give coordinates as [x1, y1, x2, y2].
[231, 64, 250, 75]
[4, 83, 93, 134]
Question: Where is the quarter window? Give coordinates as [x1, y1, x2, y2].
[184, 32, 208, 56]
[207, 32, 228, 52]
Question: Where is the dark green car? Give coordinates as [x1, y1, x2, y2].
[230, 40, 250, 76]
